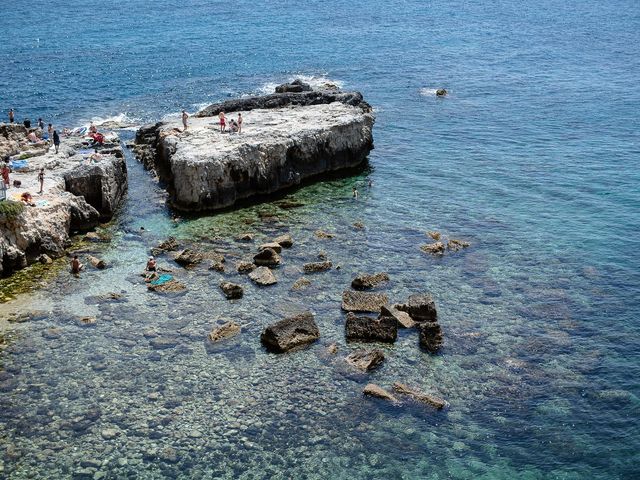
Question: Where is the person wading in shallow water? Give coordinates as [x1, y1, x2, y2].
[182, 110, 189, 131]
[8, 109, 14, 123]
[353, 186, 359, 199]
[71, 255, 83, 274]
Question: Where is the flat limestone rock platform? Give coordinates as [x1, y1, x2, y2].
[135, 94, 374, 211]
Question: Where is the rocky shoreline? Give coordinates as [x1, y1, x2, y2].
[133, 80, 375, 211]
[0, 125, 127, 277]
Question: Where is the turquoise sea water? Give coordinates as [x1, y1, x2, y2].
[1, 0, 639, 478]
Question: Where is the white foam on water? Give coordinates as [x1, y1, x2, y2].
[257, 74, 345, 95]
[419, 87, 438, 96]
[85, 113, 142, 130]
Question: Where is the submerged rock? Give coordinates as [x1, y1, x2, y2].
[236, 233, 254, 242]
[447, 239, 470, 251]
[78, 316, 97, 327]
[147, 279, 186, 293]
[427, 231, 441, 240]
[174, 249, 202, 267]
[219, 281, 243, 299]
[392, 382, 447, 409]
[345, 312, 397, 343]
[248, 266, 277, 286]
[363, 384, 397, 402]
[327, 343, 339, 355]
[291, 277, 311, 291]
[208, 321, 241, 343]
[261, 311, 320, 353]
[315, 230, 335, 240]
[253, 248, 281, 267]
[87, 255, 106, 269]
[341, 290, 388, 313]
[152, 236, 179, 255]
[303, 261, 333, 273]
[351, 272, 389, 290]
[346, 349, 385, 371]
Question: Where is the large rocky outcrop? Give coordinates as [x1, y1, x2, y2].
[0, 140, 127, 277]
[134, 86, 374, 211]
[64, 154, 127, 220]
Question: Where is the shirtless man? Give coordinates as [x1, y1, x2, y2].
[237, 113, 243, 133]
[146, 256, 157, 272]
[8, 109, 14, 123]
[71, 255, 83, 274]
[182, 110, 189, 131]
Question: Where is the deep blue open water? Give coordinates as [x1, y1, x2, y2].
[0, 0, 639, 478]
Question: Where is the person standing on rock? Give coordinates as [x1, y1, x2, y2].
[37, 168, 45, 194]
[1, 162, 10, 189]
[53, 130, 60, 154]
[237, 113, 243, 133]
[219, 111, 226, 132]
[48, 123, 53, 142]
[38, 118, 44, 130]
[181, 110, 189, 131]
[8, 109, 14, 123]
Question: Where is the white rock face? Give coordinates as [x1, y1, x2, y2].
[149, 102, 374, 211]
[0, 138, 127, 276]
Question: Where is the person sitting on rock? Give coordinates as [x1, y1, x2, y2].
[219, 111, 226, 132]
[89, 148, 103, 162]
[229, 119, 239, 133]
[71, 255, 83, 274]
[146, 256, 157, 272]
[27, 131, 39, 143]
[89, 122, 97, 134]
[20, 192, 35, 206]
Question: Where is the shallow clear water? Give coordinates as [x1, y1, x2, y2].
[1, 0, 639, 478]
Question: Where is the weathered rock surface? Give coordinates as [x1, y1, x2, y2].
[345, 312, 397, 343]
[0, 140, 126, 277]
[248, 266, 277, 286]
[260, 311, 320, 353]
[421, 242, 445, 255]
[174, 249, 202, 267]
[341, 290, 388, 313]
[208, 321, 241, 343]
[303, 261, 333, 273]
[381, 305, 416, 329]
[236, 260, 256, 274]
[448, 238, 470, 251]
[274, 79, 313, 93]
[363, 384, 397, 402]
[273, 234, 293, 248]
[253, 248, 280, 267]
[351, 272, 389, 290]
[346, 349, 385, 371]
[219, 281, 243, 299]
[151, 237, 179, 255]
[291, 277, 311, 291]
[419, 322, 444, 353]
[64, 154, 127, 220]
[133, 87, 374, 211]
[397, 294, 438, 323]
[259, 242, 282, 253]
[147, 279, 186, 293]
[392, 382, 447, 409]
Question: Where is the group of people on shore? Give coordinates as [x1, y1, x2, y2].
[180, 110, 243, 134]
[8, 109, 61, 154]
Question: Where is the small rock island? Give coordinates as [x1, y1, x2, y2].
[134, 80, 375, 211]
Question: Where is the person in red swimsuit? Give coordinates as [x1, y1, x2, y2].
[219, 111, 226, 132]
